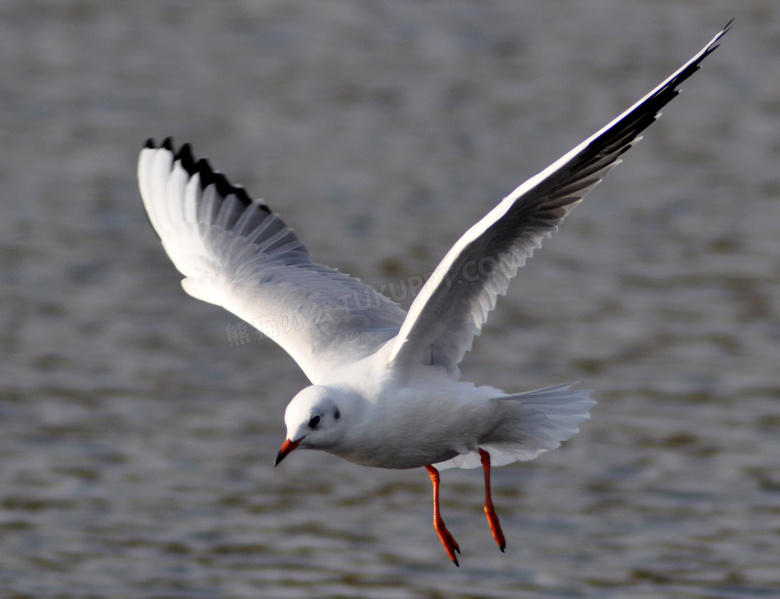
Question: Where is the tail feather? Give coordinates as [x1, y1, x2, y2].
[437, 383, 594, 470]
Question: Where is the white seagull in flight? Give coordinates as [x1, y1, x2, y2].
[138, 23, 729, 565]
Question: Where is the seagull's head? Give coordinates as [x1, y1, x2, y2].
[275, 385, 347, 466]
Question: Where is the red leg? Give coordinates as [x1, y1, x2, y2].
[425, 465, 460, 566]
[479, 448, 506, 552]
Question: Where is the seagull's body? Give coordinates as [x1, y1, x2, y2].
[281, 367, 586, 471]
[138, 23, 729, 565]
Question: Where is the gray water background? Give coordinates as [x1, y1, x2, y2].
[2, 1, 779, 597]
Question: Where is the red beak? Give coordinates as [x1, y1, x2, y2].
[274, 438, 301, 466]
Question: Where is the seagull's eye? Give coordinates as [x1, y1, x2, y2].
[334, 409, 340, 421]
[308, 415, 321, 429]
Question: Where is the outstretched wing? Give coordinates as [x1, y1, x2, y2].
[389, 23, 731, 377]
[138, 139, 406, 384]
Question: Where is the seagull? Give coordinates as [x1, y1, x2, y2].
[137, 23, 729, 565]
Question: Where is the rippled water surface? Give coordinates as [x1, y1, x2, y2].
[2, 1, 779, 597]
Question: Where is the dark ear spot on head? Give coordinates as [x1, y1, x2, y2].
[334, 408, 340, 421]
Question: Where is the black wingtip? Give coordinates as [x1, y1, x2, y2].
[174, 143, 196, 173]
[191, 156, 257, 208]
[233, 185, 254, 206]
[142, 137, 269, 212]
[697, 20, 732, 66]
[708, 18, 733, 52]
[195, 157, 217, 188]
